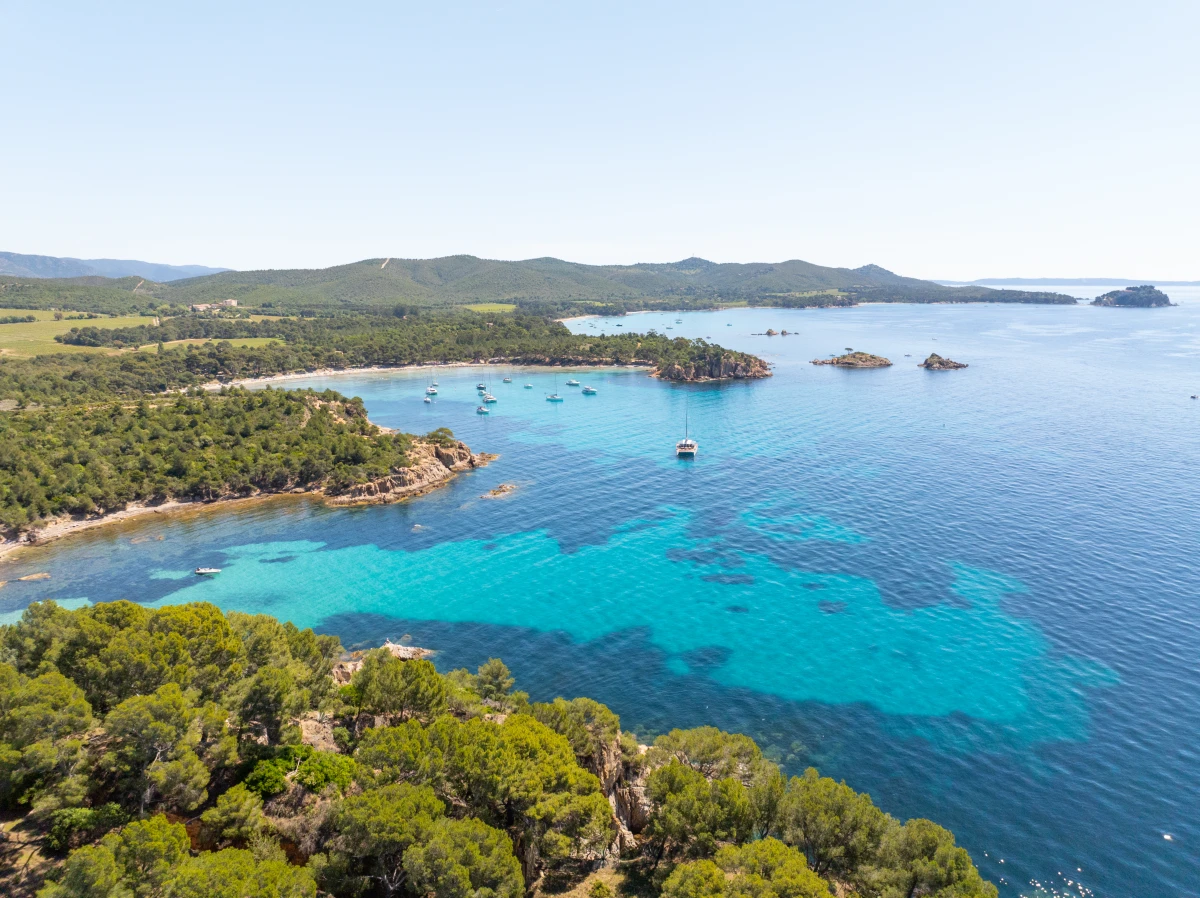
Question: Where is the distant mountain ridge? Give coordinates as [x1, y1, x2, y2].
[939, 277, 1200, 287]
[0, 251, 228, 282]
[161, 255, 1076, 312]
[2, 253, 1079, 316]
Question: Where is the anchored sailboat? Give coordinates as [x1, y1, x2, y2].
[676, 400, 697, 458]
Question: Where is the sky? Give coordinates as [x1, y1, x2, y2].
[3, 1, 1198, 279]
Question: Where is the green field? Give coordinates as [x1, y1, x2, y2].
[0, 309, 151, 356]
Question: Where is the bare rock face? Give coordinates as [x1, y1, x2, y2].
[593, 736, 652, 854]
[919, 353, 968, 370]
[811, 351, 892, 368]
[327, 439, 492, 506]
[655, 353, 772, 382]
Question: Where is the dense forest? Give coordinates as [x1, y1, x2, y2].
[0, 388, 437, 534]
[3, 255, 1077, 319]
[0, 600, 997, 898]
[48, 313, 767, 386]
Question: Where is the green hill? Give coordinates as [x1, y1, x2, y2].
[3, 255, 1078, 317]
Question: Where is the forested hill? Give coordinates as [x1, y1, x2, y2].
[162, 256, 1077, 314]
[3, 256, 1077, 317]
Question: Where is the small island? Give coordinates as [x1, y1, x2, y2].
[919, 353, 968, 370]
[1092, 284, 1174, 307]
[811, 351, 892, 368]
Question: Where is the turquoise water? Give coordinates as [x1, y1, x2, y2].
[4, 300, 1199, 897]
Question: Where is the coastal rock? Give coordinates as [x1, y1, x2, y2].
[654, 353, 772, 382]
[1092, 285, 1173, 307]
[811, 351, 892, 368]
[918, 353, 968, 370]
[331, 639, 434, 684]
[481, 483, 518, 499]
[327, 439, 493, 505]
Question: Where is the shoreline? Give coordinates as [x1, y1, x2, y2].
[201, 360, 657, 391]
[0, 443, 492, 563]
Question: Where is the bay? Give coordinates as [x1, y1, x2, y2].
[4, 298, 1199, 898]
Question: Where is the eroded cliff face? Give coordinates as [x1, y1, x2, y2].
[326, 439, 493, 505]
[654, 353, 772, 382]
[593, 737, 652, 854]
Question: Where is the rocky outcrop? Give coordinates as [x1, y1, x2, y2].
[918, 353, 967, 370]
[811, 351, 892, 368]
[1092, 285, 1173, 307]
[332, 640, 434, 684]
[326, 439, 494, 506]
[654, 353, 772, 382]
[594, 737, 651, 853]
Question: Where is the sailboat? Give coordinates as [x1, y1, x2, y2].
[546, 375, 564, 402]
[676, 401, 697, 457]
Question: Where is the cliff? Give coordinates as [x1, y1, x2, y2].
[326, 439, 493, 505]
[1092, 285, 1174, 307]
[653, 352, 772, 381]
[919, 353, 968, 370]
[811, 351, 892, 368]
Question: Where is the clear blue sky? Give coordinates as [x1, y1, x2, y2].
[4, 1, 1198, 278]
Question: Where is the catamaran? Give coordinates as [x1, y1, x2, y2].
[425, 386, 437, 395]
[676, 402, 697, 457]
[483, 393, 497, 403]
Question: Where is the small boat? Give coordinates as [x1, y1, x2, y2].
[432, 380, 438, 386]
[424, 396, 432, 404]
[195, 567, 221, 575]
[566, 379, 580, 387]
[666, 326, 673, 330]
[503, 377, 512, 383]
[477, 383, 487, 390]
[483, 393, 497, 403]
[727, 323, 732, 326]
[476, 406, 489, 415]
[546, 394, 564, 402]
[426, 386, 437, 395]
[524, 383, 533, 389]
[582, 386, 597, 395]
[675, 318, 682, 323]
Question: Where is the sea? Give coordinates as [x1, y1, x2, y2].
[3, 287, 1198, 898]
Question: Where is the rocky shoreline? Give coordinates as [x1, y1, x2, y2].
[0, 436, 491, 560]
[918, 353, 968, 370]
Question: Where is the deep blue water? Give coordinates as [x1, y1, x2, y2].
[3, 300, 1199, 898]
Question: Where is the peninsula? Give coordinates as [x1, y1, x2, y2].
[1091, 284, 1174, 307]
[0, 391, 490, 554]
[811, 351, 893, 368]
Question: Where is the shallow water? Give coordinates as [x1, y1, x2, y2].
[4, 300, 1199, 898]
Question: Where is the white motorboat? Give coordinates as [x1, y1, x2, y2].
[195, 567, 221, 575]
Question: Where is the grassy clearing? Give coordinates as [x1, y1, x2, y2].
[0, 308, 151, 356]
[133, 337, 283, 352]
[465, 302, 517, 312]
